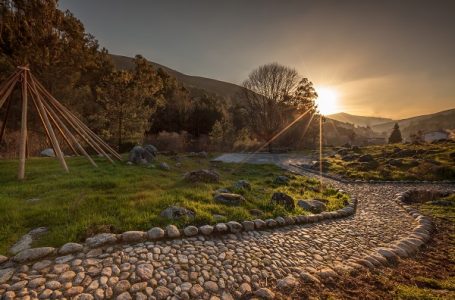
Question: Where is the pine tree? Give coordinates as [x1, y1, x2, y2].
[388, 123, 403, 144]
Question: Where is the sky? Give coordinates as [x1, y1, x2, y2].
[59, 0, 455, 119]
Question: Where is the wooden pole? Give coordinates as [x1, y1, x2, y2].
[28, 72, 69, 173]
[32, 75, 121, 162]
[18, 70, 28, 180]
[38, 94, 98, 167]
[0, 96, 12, 143]
[0, 73, 19, 110]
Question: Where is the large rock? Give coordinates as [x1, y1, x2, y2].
[9, 227, 48, 255]
[184, 169, 220, 183]
[160, 206, 195, 220]
[183, 226, 198, 236]
[129, 145, 156, 165]
[144, 144, 158, 156]
[85, 233, 117, 248]
[13, 247, 55, 263]
[199, 225, 214, 235]
[121, 231, 146, 243]
[214, 193, 245, 205]
[226, 221, 243, 233]
[165, 225, 180, 238]
[270, 192, 295, 210]
[158, 162, 170, 171]
[0, 268, 15, 284]
[58, 243, 83, 255]
[297, 199, 327, 213]
[254, 288, 275, 299]
[40, 148, 55, 157]
[147, 227, 165, 240]
[136, 263, 154, 280]
[233, 180, 251, 190]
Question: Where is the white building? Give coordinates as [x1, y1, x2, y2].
[421, 130, 450, 142]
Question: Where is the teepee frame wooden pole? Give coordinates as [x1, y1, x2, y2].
[0, 66, 121, 180]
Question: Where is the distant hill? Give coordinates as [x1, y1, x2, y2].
[371, 108, 455, 138]
[327, 112, 394, 127]
[110, 54, 244, 102]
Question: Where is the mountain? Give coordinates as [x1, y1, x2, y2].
[110, 54, 244, 101]
[327, 112, 394, 127]
[371, 108, 455, 138]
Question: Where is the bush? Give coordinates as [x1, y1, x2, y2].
[147, 131, 189, 152]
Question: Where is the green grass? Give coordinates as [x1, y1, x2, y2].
[325, 141, 455, 181]
[0, 155, 347, 255]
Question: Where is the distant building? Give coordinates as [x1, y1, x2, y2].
[421, 130, 450, 142]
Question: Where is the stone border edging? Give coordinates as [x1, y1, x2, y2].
[0, 196, 358, 268]
[292, 164, 455, 184]
[349, 189, 436, 271]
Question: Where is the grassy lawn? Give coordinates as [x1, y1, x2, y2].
[0, 154, 347, 255]
[324, 141, 455, 181]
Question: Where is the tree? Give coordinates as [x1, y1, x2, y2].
[388, 123, 403, 144]
[95, 56, 163, 150]
[241, 63, 318, 151]
[186, 94, 223, 137]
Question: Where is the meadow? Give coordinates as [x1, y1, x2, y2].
[325, 141, 455, 181]
[0, 154, 347, 255]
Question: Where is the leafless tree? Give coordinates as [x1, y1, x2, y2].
[241, 63, 317, 151]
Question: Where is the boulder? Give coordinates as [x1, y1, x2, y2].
[199, 225, 214, 235]
[165, 225, 180, 238]
[297, 199, 327, 213]
[242, 221, 255, 231]
[121, 231, 146, 243]
[273, 176, 290, 185]
[129, 145, 156, 165]
[214, 193, 245, 205]
[215, 223, 228, 233]
[40, 148, 55, 157]
[270, 192, 295, 210]
[160, 206, 195, 220]
[9, 227, 48, 255]
[233, 180, 251, 190]
[86, 233, 117, 248]
[184, 169, 220, 183]
[0, 255, 8, 264]
[158, 162, 170, 171]
[311, 160, 330, 171]
[183, 226, 199, 237]
[144, 144, 158, 157]
[58, 243, 83, 255]
[0, 268, 15, 284]
[226, 221, 243, 233]
[147, 227, 165, 240]
[13, 247, 55, 263]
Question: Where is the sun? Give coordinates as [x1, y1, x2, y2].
[315, 87, 339, 115]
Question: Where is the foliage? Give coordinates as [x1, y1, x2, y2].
[0, 155, 347, 254]
[389, 122, 403, 143]
[241, 63, 319, 151]
[95, 55, 163, 149]
[209, 118, 235, 150]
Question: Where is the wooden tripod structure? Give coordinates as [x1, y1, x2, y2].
[0, 66, 122, 180]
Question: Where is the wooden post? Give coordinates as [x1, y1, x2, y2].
[0, 73, 19, 110]
[28, 72, 69, 173]
[32, 75, 122, 161]
[18, 70, 28, 180]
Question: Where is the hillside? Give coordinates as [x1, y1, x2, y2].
[110, 54, 244, 101]
[327, 112, 394, 127]
[371, 108, 455, 138]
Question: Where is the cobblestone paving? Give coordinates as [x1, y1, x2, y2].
[0, 164, 454, 300]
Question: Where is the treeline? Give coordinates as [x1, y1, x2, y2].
[0, 0, 320, 155]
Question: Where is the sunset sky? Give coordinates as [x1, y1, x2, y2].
[59, 0, 455, 119]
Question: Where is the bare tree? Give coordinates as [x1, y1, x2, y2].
[241, 63, 317, 151]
